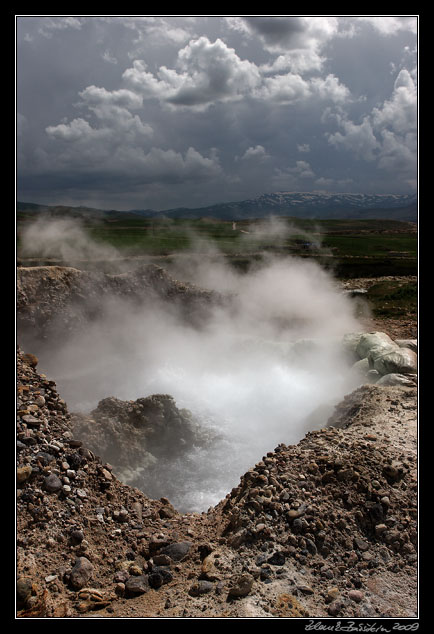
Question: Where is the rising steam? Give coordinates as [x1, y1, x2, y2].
[18, 215, 364, 512]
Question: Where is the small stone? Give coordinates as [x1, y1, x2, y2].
[159, 504, 176, 519]
[328, 599, 344, 616]
[45, 575, 58, 584]
[21, 415, 41, 427]
[268, 551, 286, 566]
[16, 577, 34, 607]
[148, 572, 164, 589]
[347, 551, 358, 566]
[69, 557, 94, 590]
[353, 537, 369, 552]
[292, 518, 304, 534]
[68, 439, 83, 448]
[70, 529, 84, 544]
[113, 570, 129, 583]
[227, 573, 254, 598]
[115, 582, 125, 596]
[117, 560, 136, 572]
[325, 587, 340, 603]
[159, 541, 192, 562]
[287, 509, 301, 521]
[44, 473, 62, 493]
[305, 538, 317, 555]
[150, 566, 173, 586]
[22, 353, 38, 367]
[125, 575, 149, 596]
[228, 529, 247, 548]
[348, 589, 364, 603]
[153, 554, 172, 566]
[128, 564, 143, 576]
[382, 462, 402, 482]
[189, 580, 214, 597]
[297, 584, 314, 595]
[17, 465, 33, 484]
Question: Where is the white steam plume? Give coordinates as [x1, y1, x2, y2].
[18, 215, 120, 262]
[18, 215, 364, 512]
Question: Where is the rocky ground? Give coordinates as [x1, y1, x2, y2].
[16, 348, 418, 619]
[16, 270, 419, 620]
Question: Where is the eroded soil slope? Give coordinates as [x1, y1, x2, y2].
[16, 346, 417, 619]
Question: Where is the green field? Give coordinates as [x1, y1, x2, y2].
[17, 213, 417, 278]
[364, 280, 418, 320]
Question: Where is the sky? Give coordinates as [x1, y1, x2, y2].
[16, 15, 418, 211]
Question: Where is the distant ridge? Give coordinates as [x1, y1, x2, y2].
[17, 191, 418, 222]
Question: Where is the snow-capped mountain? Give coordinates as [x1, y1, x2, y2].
[155, 191, 417, 221]
[18, 191, 418, 222]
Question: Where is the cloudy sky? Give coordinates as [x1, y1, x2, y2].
[16, 15, 418, 211]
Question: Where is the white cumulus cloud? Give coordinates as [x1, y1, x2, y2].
[326, 66, 417, 180]
[123, 36, 261, 110]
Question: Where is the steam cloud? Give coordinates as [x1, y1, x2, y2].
[19, 214, 120, 262]
[18, 215, 364, 512]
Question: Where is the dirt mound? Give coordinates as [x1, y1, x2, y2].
[16, 348, 417, 619]
[71, 394, 218, 494]
[17, 264, 221, 341]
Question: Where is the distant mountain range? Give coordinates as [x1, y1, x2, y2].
[17, 191, 418, 222]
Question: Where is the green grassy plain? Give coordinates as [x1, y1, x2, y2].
[17, 213, 417, 275]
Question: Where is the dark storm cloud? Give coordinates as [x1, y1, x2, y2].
[16, 16, 418, 210]
[243, 16, 306, 46]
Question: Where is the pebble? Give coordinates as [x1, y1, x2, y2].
[21, 415, 41, 427]
[268, 551, 286, 566]
[69, 557, 94, 590]
[297, 584, 314, 595]
[353, 537, 369, 552]
[188, 580, 214, 597]
[16, 577, 34, 606]
[45, 575, 58, 583]
[159, 541, 192, 562]
[17, 465, 33, 484]
[128, 564, 143, 576]
[44, 473, 62, 493]
[326, 587, 340, 603]
[328, 599, 344, 616]
[149, 566, 173, 587]
[70, 529, 84, 544]
[125, 574, 149, 596]
[114, 570, 130, 583]
[348, 589, 364, 603]
[227, 573, 254, 598]
[287, 509, 301, 521]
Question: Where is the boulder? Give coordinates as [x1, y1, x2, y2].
[342, 332, 364, 360]
[356, 332, 398, 364]
[395, 339, 418, 353]
[373, 348, 417, 376]
[376, 373, 417, 387]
